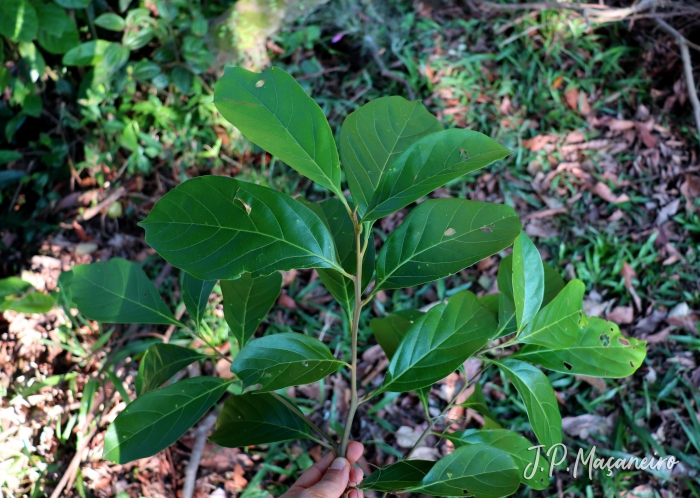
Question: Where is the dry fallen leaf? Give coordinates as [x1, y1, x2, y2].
[579, 91, 591, 116]
[592, 182, 630, 204]
[277, 293, 296, 309]
[522, 134, 556, 152]
[680, 174, 700, 212]
[396, 426, 422, 448]
[621, 263, 642, 310]
[565, 87, 579, 111]
[607, 119, 636, 131]
[575, 375, 606, 390]
[565, 130, 586, 144]
[606, 306, 634, 324]
[562, 414, 613, 439]
[635, 122, 657, 148]
[655, 198, 681, 225]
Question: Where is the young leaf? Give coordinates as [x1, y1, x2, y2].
[340, 96, 442, 216]
[378, 291, 497, 393]
[213, 67, 343, 198]
[69, 259, 180, 326]
[135, 344, 208, 395]
[231, 332, 344, 392]
[495, 359, 562, 449]
[311, 198, 375, 316]
[512, 232, 544, 332]
[140, 177, 342, 280]
[221, 272, 282, 347]
[209, 392, 315, 447]
[361, 460, 435, 492]
[376, 199, 521, 290]
[457, 383, 501, 430]
[514, 316, 647, 378]
[442, 429, 550, 490]
[363, 129, 511, 221]
[408, 444, 520, 497]
[182, 273, 216, 328]
[517, 279, 584, 348]
[369, 309, 424, 360]
[103, 377, 229, 463]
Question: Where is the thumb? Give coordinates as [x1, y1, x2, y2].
[305, 457, 350, 497]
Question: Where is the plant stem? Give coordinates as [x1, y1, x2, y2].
[339, 212, 364, 457]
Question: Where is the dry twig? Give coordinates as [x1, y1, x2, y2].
[182, 412, 219, 498]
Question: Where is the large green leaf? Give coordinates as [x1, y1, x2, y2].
[231, 332, 344, 392]
[443, 429, 550, 490]
[213, 67, 342, 198]
[457, 383, 501, 430]
[408, 444, 520, 497]
[182, 273, 216, 328]
[363, 129, 510, 221]
[517, 279, 584, 348]
[512, 232, 544, 332]
[210, 392, 315, 447]
[221, 272, 282, 347]
[495, 359, 562, 448]
[311, 198, 374, 316]
[103, 377, 229, 463]
[140, 177, 342, 281]
[361, 460, 435, 492]
[542, 262, 565, 307]
[369, 309, 424, 360]
[69, 258, 180, 326]
[62, 40, 111, 66]
[514, 316, 647, 378]
[0, 292, 55, 314]
[0, 0, 38, 43]
[35, 4, 78, 55]
[378, 291, 497, 393]
[135, 344, 208, 395]
[495, 256, 517, 338]
[0, 277, 31, 298]
[376, 199, 521, 290]
[340, 96, 443, 216]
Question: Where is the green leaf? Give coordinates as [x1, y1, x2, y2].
[140, 176, 342, 280]
[171, 66, 193, 94]
[209, 392, 314, 447]
[311, 198, 374, 316]
[408, 444, 520, 497]
[123, 26, 154, 50]
[0, 276, 31, 298]
[54, 0, 92, 7]
[102, 43, 129, 75]
[361, 460, 435, 492]
[514, 316, 647, 378]
[94, 13, 126, 31]
[0, 170, 26, 189]
[221, 272, 282, 347]
[443, 429, 550, 490]
[0, 0, 38, 43]
[542, 261, 565, 307]
[340, 96, 442, 216]
[62, 40, 111, 66]
[512, 232, 544, 332]
[103, 377, 229, 464]
[517, 279, 584, 348]
[369, 309, 424, 360]
[376, 199, 521, 290]
[18, 42, 45, 83]
[181, 273, 215, 328]
[36, 6, 79, 55]
[0, 292, 54, 313]
[363, 129, 510, 221]
[378, 291, 497, 393]
[0, 150, 23, 165]
[69, 258, 180, 326]
[213, 67, 342, 198]
[495, 359, 562, 448]
[135, 343, 208, 395]
[231, 332, 344, 392]
[457, 383, 501, 430]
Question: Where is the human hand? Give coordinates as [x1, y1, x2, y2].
[280, 442, 364, 498]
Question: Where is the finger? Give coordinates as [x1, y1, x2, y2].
[351, 466, 364, 486]
[346, 442, 364, 465]
[348, 490, 364, 498]
[304, 457, 350, 497]
[291, 450, 337, 489]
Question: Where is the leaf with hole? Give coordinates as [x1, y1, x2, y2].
[495, 359, 562, 448]
[443, 429, 549, 490]
[210, 392, 317, 447]
[364, 129, 510, 221]
[378, 291, 497, 393]
[69, 258, 180, 326]
[221, 272, 282, 347]
[103, 377, 229, 463]
[340, 96, 443, 216]
[213, 67, 343, 198]
[182, 273, 216, 329]
[136, 344, 208, 395]
[361, 460, 435, 492]
[376, 199, 521, 290]
[514, 316, 647, 378]
[512, 231, 544, 332]
[517, 279, 584, 348]
[408, 444, 520, 497]
[139, 177, 341, 280]
[231, 332, 344, 392]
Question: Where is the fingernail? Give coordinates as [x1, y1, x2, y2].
[330, 457, 347, 470]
